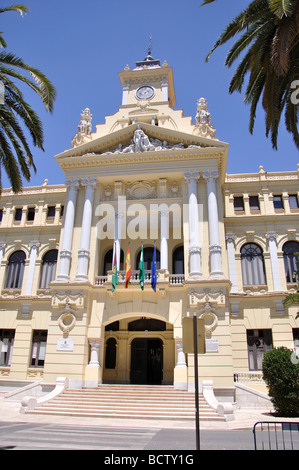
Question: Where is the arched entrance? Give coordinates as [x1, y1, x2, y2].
[130, 338, 163, 385]
[102, 317, 174, 385]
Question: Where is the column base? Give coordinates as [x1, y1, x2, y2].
[56, 274, 70, 282]
[75, 274, 89, 282]
[187, 272, 204, 280]
[209, 271, 224, 279]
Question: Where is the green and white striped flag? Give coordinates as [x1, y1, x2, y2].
[139, 243, 145, 290]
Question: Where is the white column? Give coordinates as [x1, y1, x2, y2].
[184, 171, 202, 278]
[113, 210, 124, 270]
[25, 241, 40, 295]
[226, 234, 238, 292]
[76, 177, 97, 281]
[57, 178, 80, 281]
[203, 169, 223, 278]
[160, 209, 169, 271]
[88, 340, 101, 366]
[176, 340, 187, 368]
[266, 232, 282, 290]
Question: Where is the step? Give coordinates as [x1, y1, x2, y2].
[27, 409, 225, 421]
[58, 393, 206, 402]
[26, 384, 226, 422]
[43, 402, 213, 413]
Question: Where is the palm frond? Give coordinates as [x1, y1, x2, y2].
[0, 4, 28, 15]
[225, 21, 268, 67]
[0, 128, 23, 192]
[271, 14, 298, 75]
[0, 51, 56, 111]
[269, 0, 296, 18]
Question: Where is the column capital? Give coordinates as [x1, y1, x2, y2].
[65, 178, 80, 189]
[202, 169, 219, 182]
[29, 241, 40, 250]
[225, 233, 237, 244]
[184, 170, 200, 183]
[266, 231, 279, 242]
[159, 209, 169, 217]
[115, 210, 125, 219]
[81, 177, 97, 188]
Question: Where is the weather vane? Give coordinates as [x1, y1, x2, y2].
[147, 35, 152, 56]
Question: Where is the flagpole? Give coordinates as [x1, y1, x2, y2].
[139, 241, 145, 291]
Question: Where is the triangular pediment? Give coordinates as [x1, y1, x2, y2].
[55, 122, 228, 161]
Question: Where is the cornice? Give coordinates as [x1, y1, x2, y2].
[57, 148, 227, 181]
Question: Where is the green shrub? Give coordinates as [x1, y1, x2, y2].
[262, 347, 299, 417]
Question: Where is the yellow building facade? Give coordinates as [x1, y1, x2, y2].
[0, 53, 298, 409]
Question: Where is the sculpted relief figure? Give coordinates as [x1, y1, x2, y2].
[133, 125, 155, 152]
[96, 126, 205, 156]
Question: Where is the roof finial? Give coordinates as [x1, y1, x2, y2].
[147, 34, 152, 56]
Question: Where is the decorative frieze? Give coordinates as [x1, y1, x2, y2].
[189, 288, 226, 307]
[51, 290, 85, 309]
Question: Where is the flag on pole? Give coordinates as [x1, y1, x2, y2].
[139, 242, 145, 290]
[151, 242, 157, 292]
[112, 244, 118, 292]
[125, 244, 131, 288]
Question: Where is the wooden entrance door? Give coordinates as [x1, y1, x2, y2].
[130, 338, 163, 384]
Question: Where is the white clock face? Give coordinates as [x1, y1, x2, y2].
[136, 85, 155, 100]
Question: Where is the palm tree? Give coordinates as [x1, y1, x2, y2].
[202, 0, 299, 150]
[0, 4, 56, 193]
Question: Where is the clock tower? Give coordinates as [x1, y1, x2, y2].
[118, 51, 176, 111]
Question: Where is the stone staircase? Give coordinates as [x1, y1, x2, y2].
[25, 384, 226, 422]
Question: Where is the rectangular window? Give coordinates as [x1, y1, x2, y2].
[14, 208, 22, 221]
[0, 209, 3, 222]
[249, 195, 260, 210]
[247, 329, 272, 370]
[60, 205, 64, 218]
[289, 194, 299, 209]
[46, 206, 56, 219]
[30, 330, 48, 368]
[273, 195, 284, 209]
[27, 207, 35, 221]
[234, 196, 244, 211]
[0, 329, 15, 366]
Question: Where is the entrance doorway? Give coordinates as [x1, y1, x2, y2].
[130, 338, 163, 385]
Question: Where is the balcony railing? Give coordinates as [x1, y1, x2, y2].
[95, 270, 185, 287]
[234, 371, 265, 384]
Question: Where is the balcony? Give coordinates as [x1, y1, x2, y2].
[95, 270, 185, 287]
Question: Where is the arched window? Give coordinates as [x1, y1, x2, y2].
[105, 337, 117, 369]
[172, 246, 184, 274]
[103, 248, 124, 275]
[39, 249, 58, 289]
[283, 241, 299, 283]
[136, 246, 160, 270]
[241, 243, 266, 286]
[5, 250, 26, 289]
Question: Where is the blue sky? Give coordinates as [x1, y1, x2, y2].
[1, 0, 298, 188]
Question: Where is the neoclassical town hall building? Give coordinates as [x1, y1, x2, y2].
[0, 52, 298, 414]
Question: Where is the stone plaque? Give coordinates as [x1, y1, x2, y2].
[57, 338, 74, 351]
[205, 338, 219, 353]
